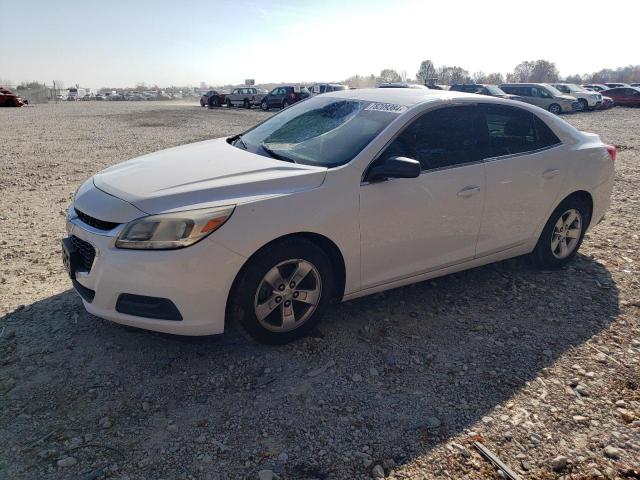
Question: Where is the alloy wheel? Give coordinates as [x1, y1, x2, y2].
[551, 209, 582, 259]
[254, 259, 322, 332]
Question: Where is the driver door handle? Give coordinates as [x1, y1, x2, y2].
[457, 185, 481, 197]
[542, 168, 560, 179]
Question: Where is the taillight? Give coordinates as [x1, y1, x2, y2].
[605, 144, 617, 162]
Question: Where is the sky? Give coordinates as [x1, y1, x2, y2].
[1, 0, 637, 88]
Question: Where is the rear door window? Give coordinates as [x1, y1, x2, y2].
[481, 104, 561, 157]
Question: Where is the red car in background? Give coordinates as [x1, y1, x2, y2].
[602, 87, 640, 107]
[0, 87, 27, 107]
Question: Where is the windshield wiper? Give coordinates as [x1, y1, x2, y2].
[261, 143, 297, 164]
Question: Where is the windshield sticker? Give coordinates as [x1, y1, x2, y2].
[365, 102, 407, 114]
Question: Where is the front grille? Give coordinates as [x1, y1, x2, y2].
[75, 208, 120, 231]
[71, 235, 96, 272]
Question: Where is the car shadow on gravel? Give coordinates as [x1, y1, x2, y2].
[0, 252, 619, 479]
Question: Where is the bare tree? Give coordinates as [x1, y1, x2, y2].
[472, 71, 487, 83]
[344, 74, 377, 88]
[377, 69, 402, 84]
[564, 74, 583, 84]
[511, 60, 559, 83]
[485, 72, 504, 84]
[416, 60, 437, 85]
[437, 66, 471, 85]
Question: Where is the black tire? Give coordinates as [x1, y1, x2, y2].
[226, 98, 232, 108]
[530, 196, 591, 269]
[548, 103, 561, 115]
[282, 99, 289, 109]
[578, 99, 588, 112]
[200, 99, 205, 107]
[244, 99, 250, 109]
[209, 96, 219, 108]
[261, 99, 270, 111]
[228, 239, 335, 345]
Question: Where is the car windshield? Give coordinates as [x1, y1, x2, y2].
[485, 85, 506, 95]
[236, 97, 401, 167]
[566, 84, 585, 92]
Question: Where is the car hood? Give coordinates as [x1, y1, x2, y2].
[93, 138, 328, 214]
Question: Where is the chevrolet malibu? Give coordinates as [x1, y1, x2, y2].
[63, 89, 615, 344]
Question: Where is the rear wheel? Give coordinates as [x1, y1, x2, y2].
[261, 99, 269, 111]
[244, 99, 250, 109]
[548, 103, 561, 114]
[282, 99, 289, 109]
[200, 99, 205, 107]
[228, 239, 334, 344]
[226, 98, 232, 108]
[530, 197, 590, 269]
[209, 96, 219, 108]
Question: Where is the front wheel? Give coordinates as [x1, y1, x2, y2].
[282, 99, 289, 109]
[530, 197, 590, 269]
[261, 99, 269, 111]
[228, 239, 334, 344]
[548, 103, 561, 115]
[226, 98, 232, 108]
[244, 99, 250, 109]
[578, 99, 588, 111]
[209, 96, 219, 108]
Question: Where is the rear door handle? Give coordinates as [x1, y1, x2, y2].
[542, 168, 560, 179]
[457, 185, 481, 197]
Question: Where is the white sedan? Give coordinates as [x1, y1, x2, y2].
[63, 89, 615, 344]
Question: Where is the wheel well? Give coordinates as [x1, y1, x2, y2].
[562, 190, 593, 226]
[225, 233, 347, 319]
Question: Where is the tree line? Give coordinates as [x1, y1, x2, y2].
[344, 60, 640, 87]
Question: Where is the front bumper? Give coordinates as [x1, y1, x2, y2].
[65, 210, 246, 335]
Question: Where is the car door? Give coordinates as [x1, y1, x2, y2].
[359, 105, 487, 288]
[270, 88, 283, 106]
[475, 103, 566, 256]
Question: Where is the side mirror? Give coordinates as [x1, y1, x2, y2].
[367, 156, 421, 182]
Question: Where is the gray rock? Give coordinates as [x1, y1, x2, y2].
[604, 445, 622, 459]
[425, 416, 441, 429]
[551, 455, 568, 472]
[258, 469, 275, 480]
[372, 464, 385, 479]
[57, 457, 78, 468]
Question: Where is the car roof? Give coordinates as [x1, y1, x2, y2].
[324, 87, 487, 107]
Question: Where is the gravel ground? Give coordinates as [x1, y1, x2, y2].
[0, 101, 638, 480]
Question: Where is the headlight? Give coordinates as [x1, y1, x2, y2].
[115, 205, 235, 250]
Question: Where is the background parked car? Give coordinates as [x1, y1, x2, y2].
[225, 87, 266, 109]
[308, 83, 348, 96]
[200, 90, 227, 108]
[582, 84, 609, 92]
[377, 83, 428, 89]
[449, 83, 521, 100]
[260, 86, 310, 111]
[604, 83, 630, 89]
[550, 83, 602, 111]
[500, 83, 579, 114]
[600, 87, 640, 107]
[631, 83, 640, 87]
[598, 96, 615, 109]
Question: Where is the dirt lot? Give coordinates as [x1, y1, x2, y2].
[0, 101, 638, 480]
